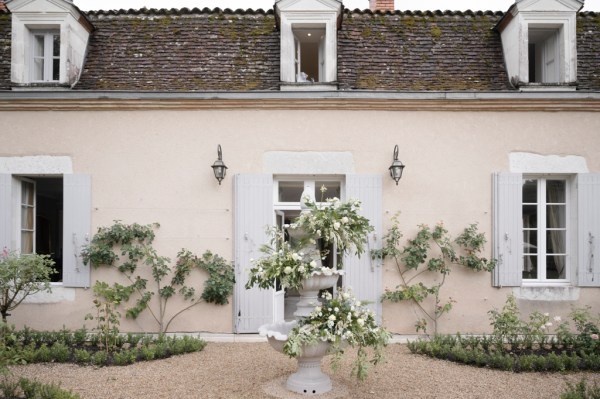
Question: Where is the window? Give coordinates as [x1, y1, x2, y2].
[522, 177, 568, 281]
[31, 31, 60, 82]
[293, 26, 326, 83]
[528, 28, 560, 84]
[493, 172, 600, 288]
[0, 171, 90, 288]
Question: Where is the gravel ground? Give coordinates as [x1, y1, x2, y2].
[10, 343, 600, 399]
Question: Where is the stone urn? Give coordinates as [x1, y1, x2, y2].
[259, 320, 333, 395]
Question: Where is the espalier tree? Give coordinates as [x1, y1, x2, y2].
[372, 215, 496, 335]
[82, 221, 235, 333]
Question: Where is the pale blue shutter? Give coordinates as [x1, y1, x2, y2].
[0, 174, 12, 251]
[577, 174, 600, 287]
[492, 173, 523, 287]
[344, 174, 383, 322]
[234, 174, 274, 333]
[62, 174, 91, 288]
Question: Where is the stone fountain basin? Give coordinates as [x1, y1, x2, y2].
[259, 320, 331, 358]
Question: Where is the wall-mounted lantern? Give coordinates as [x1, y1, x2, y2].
[211, 145, 228, 185]
[388, 145, 405, 185]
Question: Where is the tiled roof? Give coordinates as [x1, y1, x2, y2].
[1, 7, 599, 92]
[0, 11, 10, 90]
[338, 10, 512, 91]
[0, 1, 6, 12]
[77, 8, 280, 91]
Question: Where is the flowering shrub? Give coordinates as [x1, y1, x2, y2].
[283, 289, 391, 381]
[293, 194, 373, 258]
[245, 227, 343, 290]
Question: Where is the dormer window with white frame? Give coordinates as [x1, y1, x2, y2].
[496, 0, 583, 90]
[31, 30, 60, 82]
[275, 0, 342, 91]
[7, 0, 93, 87]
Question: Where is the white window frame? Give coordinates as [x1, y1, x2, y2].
[522, 175, 572, 286]
[30, 30, 60, 83]
[18, 177, 36, 254]
[273, 176, 345, 212]
[528, 26, 562, 84]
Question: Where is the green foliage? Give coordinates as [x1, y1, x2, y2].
[561, 379, 600, 399]
[0, 250, 56, 322]
[82, 221, 234, 333]
[487, 293, 524, 343]
[374, 215, 496, 334]
[85, 283, 122, 354]
[73, 349, 91, 364]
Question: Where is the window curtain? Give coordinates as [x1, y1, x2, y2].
[547, 184, 566, 279]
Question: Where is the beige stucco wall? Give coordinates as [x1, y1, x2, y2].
[1, 108, 599, 335]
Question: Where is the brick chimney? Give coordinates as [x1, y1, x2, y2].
[369, 0, 394, 11]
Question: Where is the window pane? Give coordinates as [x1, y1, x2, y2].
[523, 255, 537, 279]
[52, 34, 60, 57]
[523, 205, 537, 228]
[523, 231, 537, 254]
[546, 230, 566, 254]
[546, 255, 566, 279]
[21, 232, 34, 254]
[33, 58, 44, 81]
[315, 182, 340, 201]
[522, 179, 537, 203]
[547, 205, 566, 228]
[52, 58, 60, 81]
[21, 206, 34, 230]
[278, 182, 304, 202]
[22, 181, 34, 205]
[546, 180, 565, 203]
[33, 35, 44, 57]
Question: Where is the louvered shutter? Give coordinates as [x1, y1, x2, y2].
[577, 174, 600, 287]
[234, 174, 275, 333]
[62, 174, 91, 288]
[492, 173, 523, 287]
[0, 174, 12, 251]
[343, 174, 383, 322]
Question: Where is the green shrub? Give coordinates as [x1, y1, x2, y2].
[91, 350, 108, 366]
[139, 346, 155, 361]
[113, 350, 136, 366]
[74, 349, 91, 364]
[34, 344, 52, 363]
[0, 376, 20, 398]
[50, 343, 70, 363]
[154, 342, 169, 359]
[73, 327, 88, 347]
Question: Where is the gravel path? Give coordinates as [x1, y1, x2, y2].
[10, 343, 600, 399]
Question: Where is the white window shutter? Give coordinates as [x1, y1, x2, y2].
[343, 174, 383, 323]
[492, 173, 523, 287]
[62, 174, 91, 288]
[0, 174, 12, 251]
[234, 174, 274, 333]
[577, 174, 600, 287]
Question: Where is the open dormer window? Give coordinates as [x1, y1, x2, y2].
[31, 31, 60, 82]
[496, 0, 582, 90]
[528, 27, 561, 84]
[275, 0, 342, 91]
[293, 25, 326, 83]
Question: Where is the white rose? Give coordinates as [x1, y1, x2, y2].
[342, 292, 350, 300]
[554, 316, 562, 322]
[341, 217, 349, 224]
[298, 265, 305, 273]
[357, 319, 365, 326]
[355, 301, 362, 307]
[334, 307, 339, 313]
[316, 230, 322, 236]
[333, 222, 341, 230]
[284, 266, 293, 274]
[328, 315, 336, 321]
[315, 306, 322, 313]
[292, 253, 301, 261]
[309, 260, 317, 268]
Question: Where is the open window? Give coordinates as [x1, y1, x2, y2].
[293, 26, 326, 83]
[528, 27, 561, 84]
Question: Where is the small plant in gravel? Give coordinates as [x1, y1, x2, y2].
[372, 215, 496, 335]
[81, 221, 235, 333]
[0, 376, 81, 399]
[561, 379, 600, 399]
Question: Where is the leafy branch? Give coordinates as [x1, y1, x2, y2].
[82, 221, 235, 333]
[372, 214, 496, 335]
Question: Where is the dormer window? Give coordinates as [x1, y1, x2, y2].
[31, 30, 60, 82]
[275, 0, 342, 91]
[293, 25, 325, 82]
[496, 0, 582, 90]
[7, 0, 93, 87]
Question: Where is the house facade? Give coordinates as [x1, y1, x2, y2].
[0, 0, 599, 335]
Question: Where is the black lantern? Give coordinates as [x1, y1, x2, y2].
[211, 145, 228, 185]
[388, 145, 405, 185]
